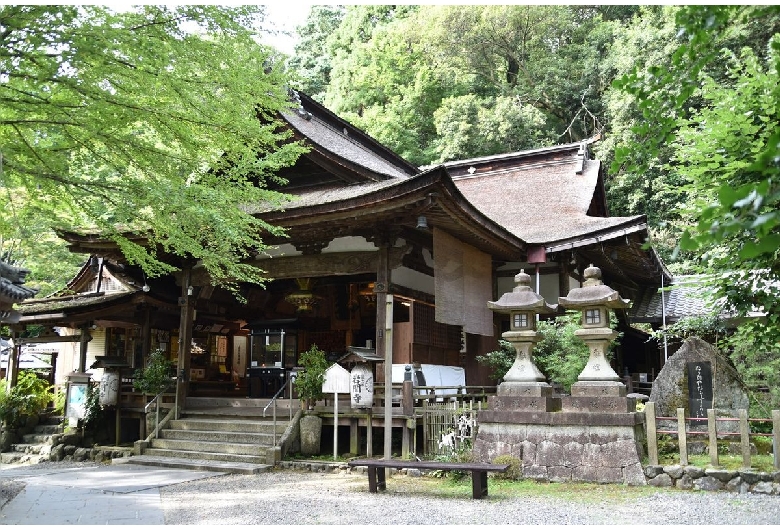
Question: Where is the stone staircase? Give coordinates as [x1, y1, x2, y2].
[119, 397, 300, 475]
[0, 414, 64, 465]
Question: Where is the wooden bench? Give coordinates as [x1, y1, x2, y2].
[348, 458, 510, 499]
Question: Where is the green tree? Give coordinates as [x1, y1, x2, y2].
[287, 6, 345, 100]
[611, 5, 780, 350]
[0, 6, 306, 293]
[293, 5, 624, 166]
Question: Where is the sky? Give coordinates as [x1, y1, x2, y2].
[259, 3, 315, 55]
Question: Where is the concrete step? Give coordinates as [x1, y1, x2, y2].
[169, 417, 286, 434]
[150, 438, 267, 456]
[112, 455, 271, 475]
[160, 428, 275, 445]
[142, 447, 269, 465]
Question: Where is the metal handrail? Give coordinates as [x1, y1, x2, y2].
[263, 378, 293, 447]
[144, 381, 174, 440]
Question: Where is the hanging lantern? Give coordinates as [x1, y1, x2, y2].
[285, 278, 322, 313]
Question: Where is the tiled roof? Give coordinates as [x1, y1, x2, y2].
[248, 178, 404, 213]
[18, 291, 137, 315]
[282, 108, 416, 181]
[452, 157, 644, 244]
[629, 276, 721, 323]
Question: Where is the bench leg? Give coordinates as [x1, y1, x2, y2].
[366, 466, 387, 493]
[376, 467, 386, 491]
[471, 470, 488, 499]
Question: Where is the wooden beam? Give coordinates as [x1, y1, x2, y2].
[17, 334, 83, 344]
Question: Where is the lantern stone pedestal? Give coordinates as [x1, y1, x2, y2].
[474, 266, 646, 485]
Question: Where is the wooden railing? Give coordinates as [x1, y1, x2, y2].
[644, 401, 780, 470]
[372, 384, 497, 408]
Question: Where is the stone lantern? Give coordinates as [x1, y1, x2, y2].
[558, 264, 629, 383]
[474, 264, 645, 485]
[487, 270, 559, 411]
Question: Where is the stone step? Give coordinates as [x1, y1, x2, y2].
[169, 417, 285, 434]
[22, 433, 55, 444]
[10, 443, 48, 455]
[160, 428, 275, 445]
[112, 455, 271, 475]
[185, 397, 298, 409]
[142, 447, 269, 465]
[32, 424, 63, 435]
[0, 452, 44, 465]
[150, 437, 268, 456]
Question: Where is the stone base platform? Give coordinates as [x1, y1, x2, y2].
[473, 410, 647, 485]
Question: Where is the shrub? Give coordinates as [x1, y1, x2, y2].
[0, 371, 54, 428]
[475, 340, 515, 382]
[295, 344, 329, 408]
[133, 349, 174, 395]
[492, 454, 523, 480]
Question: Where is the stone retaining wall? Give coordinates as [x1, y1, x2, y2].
[645, 465, 780, 495]
[48, 444, 133, 464]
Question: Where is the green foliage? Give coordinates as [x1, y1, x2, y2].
[0, 5, 306, 293]
[0, 371, 54, 427]
[610, 5, 780, 349]
[534, 313, 593, 392]
[133, 350, 174, 395]
[492, 454, 523, 481]
[430, 441, 473, 478]
[727, 324, 780, 412]
[82, 382, 104, 429]
[296, 5, 620, 165]
[475, 340, 515, 382]
[295, 345, 329, 404]
[649, 313, 727, 343]
[52, 387, 66, 416]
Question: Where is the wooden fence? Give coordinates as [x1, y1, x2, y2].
[645, 401, 780, 470]
[422, 399, 481, 457]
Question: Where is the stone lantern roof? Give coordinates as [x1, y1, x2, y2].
[558, 264, 630, 310]
[487, 270, 558, 314]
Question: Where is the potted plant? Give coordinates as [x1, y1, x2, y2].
[294, 344, 328, 410]
[294, 344, 328, 456]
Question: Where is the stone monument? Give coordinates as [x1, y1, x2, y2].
[650, 336, 749, 435]
[474, 265, 646, 485]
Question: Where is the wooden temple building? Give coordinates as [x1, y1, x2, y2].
[12, 91, 670, 444]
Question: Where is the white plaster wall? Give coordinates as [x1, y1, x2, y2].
[323, 236, 376, 253]
[392, 266, 434, 295]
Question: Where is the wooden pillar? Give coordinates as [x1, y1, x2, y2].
[141, 307, 152, 362]
[175, 267, 194, 418]
[374, 239, 394, 460]
[350, 417, 359, 455]
[558, 255, 570, 297]
[8, 335, 21, 389]
[78, 325, 91, 373]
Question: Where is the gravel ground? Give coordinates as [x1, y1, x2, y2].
[160, 468, 780, 525]
[3, 461, 780, 525]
